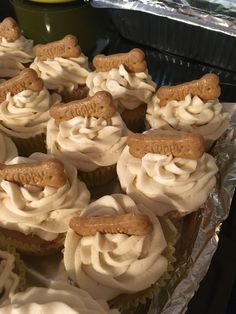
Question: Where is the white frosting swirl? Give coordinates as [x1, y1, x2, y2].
[64, 194, 168, 300]
[0, 282, 119, 314]
[86, 64, 156, 110]
[117, 134, 218, 215]
[0, 89, 61, 138]
[47, 113, 129, 171]
[0, 133, 18, 163]
[0, 36, 34, 78]
[0, 251, 19, 303]
[0, 153, 90, 241]
[30, 55, 90, 93]
[146, 94, 229, 141]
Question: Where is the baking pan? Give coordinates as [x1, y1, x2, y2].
[108, 8, 236, 73]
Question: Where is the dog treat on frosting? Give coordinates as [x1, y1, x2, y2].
[93, 48, 147, 73]
[156, 73, 221, 107]
[0, 17, 21, 42]
[33, 35, 81, 60]
[0, 159, 67, 188]
[127, 133, 204, 159]
[0, 68, 44, 102]
[49, 91, 116, 125]
[69, 212, 153, 236]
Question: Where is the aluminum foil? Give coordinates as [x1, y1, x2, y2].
[151, 103, 236, 314]
[91, 0, 236, 36]
[21, 104, 236, 314]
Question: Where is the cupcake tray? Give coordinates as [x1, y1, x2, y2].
[17, 102, 236, 314]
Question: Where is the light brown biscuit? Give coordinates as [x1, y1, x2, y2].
[0, 17, 21, 42]
[49, 91, 116, 125]
[69, 212, 153, 236]
[0, 159, 67, 188]
[156, 73, 221, 107]
[93, 48, 147, 73]
[127, 133, 204, 159]
[33, 35, 81, 60]
[0, 68, 44, 102]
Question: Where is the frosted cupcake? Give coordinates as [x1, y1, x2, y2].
[0, 282, 119, 314]
[86, 48, 156, 132]
[47, 91, 129, 188]
[0, 133, 18, 163]
[30, 35, 90, 102]
[0, 68, 61, 156]
[64, 194, 168, 302]
[0, 153, 90, 254]
[0, 249, 25, 304]
[146, 74, 229, 150]
[0, 17, 34, 79]
[117, 130, 218, 216]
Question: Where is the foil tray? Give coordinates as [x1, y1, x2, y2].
[92, 0, 236, 36]
[91, 0, 236, 72]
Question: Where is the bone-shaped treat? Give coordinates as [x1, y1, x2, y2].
[33, 35, 81, 60]
[0, 17, 21, 42]
[49, 91, 116, 125]
[127, 133, 204, 159]
[156, 73, 221, 107]
[0, 69, 44, 102]
[93, 48, 147, 73]
[69, 212, 153, 236]
[0, 159, 67, 188]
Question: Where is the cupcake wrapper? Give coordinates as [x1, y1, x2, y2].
[121, 104, 147, 133]
[11, 133, 46, 157]
[78, 164, 117, 189]
[109, 217, 177, 313]
[0, 229, 65, 256]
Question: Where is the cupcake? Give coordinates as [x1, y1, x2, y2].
[0, 153, 90, 255]
[117, 130, 218, 216]
[47, 91, 129, 188]
[146, 73, 229, 150]
[30, 35, 90, 102]
[0, 282, 119, 314]
[86, 48, 156, 132]
[64, 194, 169, 302]
[0, 133, 18, 163]
[0, 17, 34, 79]
[0, 249, 25, 304]
[0, 68, 61, 156]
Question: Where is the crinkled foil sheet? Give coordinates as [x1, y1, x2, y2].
[21, 103, 236, 313]
[149, 103, 236, 314]
[91, 0, 236, 36]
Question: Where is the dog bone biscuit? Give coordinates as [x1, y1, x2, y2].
[93, 48, 147, 73]
[127, 133, 204, 159]
[69, 212, 153, 236]
[33, 35, 81, 60]
[156, 73, 221, 107]
[0, 17, 21, 42]
[0, 69, 44, 102]
[49, 91, 116, 125]
[0, 159, 67, 188]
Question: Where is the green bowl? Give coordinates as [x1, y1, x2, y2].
[10, 0, 109, 54]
